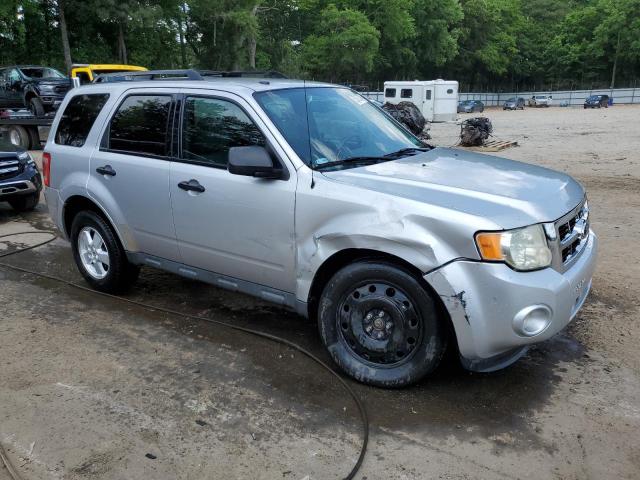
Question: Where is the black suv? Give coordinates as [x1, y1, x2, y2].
[0, 139, 42, 211]
[584, 94, 610, 109]
[0, 65, 71, 117]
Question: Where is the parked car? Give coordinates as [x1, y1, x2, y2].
[0, 139, 42, 211]
[503, 97, 525, 110]
[44, 75, 597, 387]
[584, 94, 609, 109]
[0, 65, 71, 116]
[458, 99, 484, 113]
[528, 95, 552, 107]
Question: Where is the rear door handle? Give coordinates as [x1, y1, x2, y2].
[178, 179, 205, 193]
[96, 165, 116, 176]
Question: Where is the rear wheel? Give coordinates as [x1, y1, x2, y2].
[7, 125, 31, 149]
[8, 192, 39, 212]
[318, 261, 447, 387]
[70, 210, 140, 293]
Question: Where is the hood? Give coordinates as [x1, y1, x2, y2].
[322, 147, 585, 229]
[30, 78, 71, 88]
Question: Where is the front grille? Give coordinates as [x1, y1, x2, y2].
[554, 200, 589, 268]
[0, 158, 23, 181]
[54, 84, 70, 94]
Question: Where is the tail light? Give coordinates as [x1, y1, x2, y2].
[42, 152, 51, 187]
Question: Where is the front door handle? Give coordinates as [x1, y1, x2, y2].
[96, 165, 116, 176]
[178, 179, 205, 193]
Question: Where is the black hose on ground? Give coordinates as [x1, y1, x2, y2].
[0, 231, 369, 480]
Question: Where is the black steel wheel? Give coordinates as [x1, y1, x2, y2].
[318, 261, 447, 387]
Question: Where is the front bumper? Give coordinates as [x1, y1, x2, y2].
[426, 231, 598, 371]
[39, 95, 66, 110]
[0, 164, 42, 199]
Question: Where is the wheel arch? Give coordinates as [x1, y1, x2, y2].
[62, 195, 128, 251]
[23, 89, 36, 104]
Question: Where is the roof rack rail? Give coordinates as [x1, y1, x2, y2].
[92, 69, 289, 84]
[199, 70, 287, 79]
[93, 69, 203, 83]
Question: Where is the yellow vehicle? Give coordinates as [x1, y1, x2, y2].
[70, 64, 148, 84]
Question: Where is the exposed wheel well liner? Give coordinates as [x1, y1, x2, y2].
[307, 248, 455, 345]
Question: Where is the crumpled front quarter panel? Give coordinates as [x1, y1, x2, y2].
[293, 168, 486, 302]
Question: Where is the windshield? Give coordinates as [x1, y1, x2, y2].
[506, 97, 516, 102]
[254, 87, 423, 169]
[19, 67, 66, 79]
[588, 95, 601, 101]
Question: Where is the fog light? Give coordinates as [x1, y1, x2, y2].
[513, 305, 552, 337]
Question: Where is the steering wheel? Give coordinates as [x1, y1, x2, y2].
[335, 133, 362, 160]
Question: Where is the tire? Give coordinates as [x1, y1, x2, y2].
[8, 192, 39, 212]
[29, 97, 45, 117]
[318, 261, 447, 388]
[7, 125, 31, 149]
[70, 210, 140, 294]
[27, 126, 40, 150]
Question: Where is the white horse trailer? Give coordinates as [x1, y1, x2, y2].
[383, 80, 459, 122]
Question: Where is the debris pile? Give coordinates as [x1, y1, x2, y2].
[459, 117, 493, 146]
[383, 101, 426, 136]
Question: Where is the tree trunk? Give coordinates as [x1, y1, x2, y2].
[58, 0, 72, 71]
[118, 22, 128, 64]
[179, 4, 187, 68]
[248, 37, 257, 69]
[610, 30, 621, 89]
[248, 4, 259, 69]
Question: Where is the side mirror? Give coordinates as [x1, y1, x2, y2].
[228, 146, 282, 179]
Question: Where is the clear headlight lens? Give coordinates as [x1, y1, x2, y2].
[475, 224, 552, 271]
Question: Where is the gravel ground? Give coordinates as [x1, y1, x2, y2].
[1, 105, 639, 479]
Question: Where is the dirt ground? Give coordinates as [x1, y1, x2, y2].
[1, 105, 639, 480]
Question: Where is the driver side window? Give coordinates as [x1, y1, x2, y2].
[7, 69, 20, 83]
[181, 97, 265, 168]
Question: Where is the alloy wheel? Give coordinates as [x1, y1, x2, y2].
[77, 226, 110, 279]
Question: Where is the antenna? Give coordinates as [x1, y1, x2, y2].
[303, 79, 315, 189]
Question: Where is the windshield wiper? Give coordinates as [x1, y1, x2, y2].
[314, 156, 390, 171]
[383, 147, 431, 158]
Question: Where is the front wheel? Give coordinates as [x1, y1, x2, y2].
[29, 97, 45, 117]
[71, 210, 140, 293]
[318, 261, 447, 387]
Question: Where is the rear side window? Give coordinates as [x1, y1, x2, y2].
[384, 88, 396, 98]
[55, 94, 109, 147]
[108, 95, 172, 157]
[181, 96, 265, 168]
[401, 89, 413, 98]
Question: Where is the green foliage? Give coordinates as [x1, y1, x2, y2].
[1, 0, 639, 89]
[301, 4, 379, 81]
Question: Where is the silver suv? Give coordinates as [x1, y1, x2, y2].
[43, 74, 597, 387]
